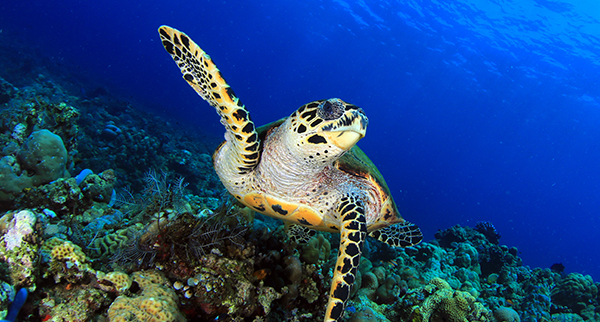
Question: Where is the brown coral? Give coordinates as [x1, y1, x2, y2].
[41, 237, 93, 283]
[96, 271, 132, 293]
[107, 270, 185, 322]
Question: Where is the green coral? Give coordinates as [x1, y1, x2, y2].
[300, 234, 331, 264]
[0, 281, 14, 320]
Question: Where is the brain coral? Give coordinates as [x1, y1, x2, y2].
[107, 270, 185, 322]
[494, 306, 520, 322]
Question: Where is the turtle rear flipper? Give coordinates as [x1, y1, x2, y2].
[285, 222, 317, 244]
[369, 221, 423, 247]
[325, 194, 367, 322]
[158, 25, 260, 174]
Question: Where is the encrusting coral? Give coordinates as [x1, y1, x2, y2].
[396, 277, 492, 322]
[96, 271, 133, 293]
[107, 270, 185, 322]
[0, 210, 39, 288]
[40, 237, 93, 283]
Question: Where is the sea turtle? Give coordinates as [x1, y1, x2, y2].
[158, 26, 423, 321]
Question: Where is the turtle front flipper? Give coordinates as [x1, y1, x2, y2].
[369, 221, 423, 247]
[325, 194, 367, 322]
[158, 26, 260, 174]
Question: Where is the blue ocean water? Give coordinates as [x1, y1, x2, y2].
[1, 0, 599, 282]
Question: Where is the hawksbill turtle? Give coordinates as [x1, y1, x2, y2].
[158, 25, 423, 321]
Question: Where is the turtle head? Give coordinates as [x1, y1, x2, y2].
[285, 98, 368, 163]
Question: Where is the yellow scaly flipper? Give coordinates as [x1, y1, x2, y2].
[158, 25, 260, 174]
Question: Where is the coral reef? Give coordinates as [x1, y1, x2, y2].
[1, 43, 600, 322]
[38, 284, 110, 322]
[95, 271, 132, 293]
[551, 273, 599, 320]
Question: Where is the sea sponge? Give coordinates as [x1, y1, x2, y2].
[107, 270, 185, 322]
[494, 306, 520, 322]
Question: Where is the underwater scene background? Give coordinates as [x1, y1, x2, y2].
[0, 0, 599, 321]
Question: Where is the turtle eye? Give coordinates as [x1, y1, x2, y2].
[317, 99, 344, 120]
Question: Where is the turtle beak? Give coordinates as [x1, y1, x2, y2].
[327, 112, 368, 150]
[329, 129, 365, 150]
